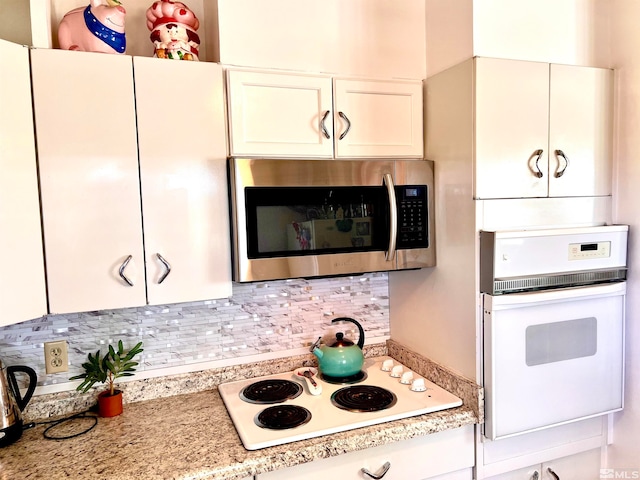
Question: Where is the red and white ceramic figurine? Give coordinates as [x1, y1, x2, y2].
[146, 1, 200, 61]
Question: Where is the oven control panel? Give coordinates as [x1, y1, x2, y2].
[568, 241, 611, 260]
[396, 185, 428, 248]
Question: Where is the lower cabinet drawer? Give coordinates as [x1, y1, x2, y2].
[257, 426, 474, 480]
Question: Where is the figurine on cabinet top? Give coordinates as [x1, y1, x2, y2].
[146, 1, 200, 61]
[58, 0, 127, 54]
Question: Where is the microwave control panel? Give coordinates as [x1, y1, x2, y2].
[396, 185, 428, 248]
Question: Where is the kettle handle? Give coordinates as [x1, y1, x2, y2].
[331, 317, 365, 349]
[6, 365, 37, 411]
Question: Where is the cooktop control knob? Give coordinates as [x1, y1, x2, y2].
[400, 371, 414, 384]
[411, 378, 427, 392]
[390, 365, 403, 378]
[381, 359, 394, 372]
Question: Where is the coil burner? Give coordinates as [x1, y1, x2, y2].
[240, 379, 303, 404]
[330, 385, 397, 412]
[255, 405, 312, 430]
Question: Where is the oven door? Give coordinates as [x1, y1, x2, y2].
[482, 282, 625, 440]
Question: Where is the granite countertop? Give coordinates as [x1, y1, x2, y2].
[0, 341, 483, 480]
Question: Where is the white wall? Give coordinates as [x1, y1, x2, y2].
[607, 0, 640, 471]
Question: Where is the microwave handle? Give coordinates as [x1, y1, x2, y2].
[383, 173, 397, 261]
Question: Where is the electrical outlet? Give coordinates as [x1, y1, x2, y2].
[44, 340, 69, 374]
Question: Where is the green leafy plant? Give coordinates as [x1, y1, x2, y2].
[70, 340, 144, 396]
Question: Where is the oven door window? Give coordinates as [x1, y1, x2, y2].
[245, 186, 390, 258]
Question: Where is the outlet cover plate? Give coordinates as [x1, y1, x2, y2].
[44, 340, 68, 374]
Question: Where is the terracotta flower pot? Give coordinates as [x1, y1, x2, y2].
[97, 390, 123, 417]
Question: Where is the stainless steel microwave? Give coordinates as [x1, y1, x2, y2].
[228, 158, 436, 282]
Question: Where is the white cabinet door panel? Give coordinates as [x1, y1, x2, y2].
[227, 70, 334, 158]
[548, 64, 612, 197]
[31, 49, 145, 314]
[333, 78, 423, 158]
[258, 426, 474, 480]
[474, 57, 549, 199]
[0, 40, 47, 326]
[134, 58, 232, 304]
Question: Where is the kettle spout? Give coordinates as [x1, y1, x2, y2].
[310, 336, 323, 358]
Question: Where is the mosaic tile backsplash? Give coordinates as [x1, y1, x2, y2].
[0, 273, 389, 390]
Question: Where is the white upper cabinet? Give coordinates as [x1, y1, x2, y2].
[31, 48, 146, 314]
[227, 69, 423, 159]
[333, 78, 423, 158]
[31, 49, 232, 315]
[475, 58, 612, 199]
[427, 57, 612, 200]
[134, 57, 232, 305]
[0, 39, 47, 326]
[227, 70, 334, 158]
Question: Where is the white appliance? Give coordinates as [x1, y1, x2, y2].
[480, 226, 628, 440]
[218, 356, 462, 450]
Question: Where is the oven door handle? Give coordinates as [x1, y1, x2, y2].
[383, 173, 397, 262]
[362, 461, 391, 479]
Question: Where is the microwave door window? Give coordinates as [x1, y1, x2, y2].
[245, 186, 390, 258]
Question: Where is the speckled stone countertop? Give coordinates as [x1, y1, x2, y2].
[0, 340, 482, 480]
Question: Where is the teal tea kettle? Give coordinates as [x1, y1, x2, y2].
[0, 358, 37, 448]
[310, 317, 365, 378]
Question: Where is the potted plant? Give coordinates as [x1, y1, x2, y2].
[70, 340, 143, 417]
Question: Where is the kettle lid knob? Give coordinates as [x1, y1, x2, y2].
[330, 332, 355, 347]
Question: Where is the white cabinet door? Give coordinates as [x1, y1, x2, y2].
[474, 57, 550, 199]
[485, 448, 601, 480]
[31, 49, 146, 314]
[333, 78, 423, 158]
[227, 69, 334, 158]
[548, 64, 612, 197]
[257, 426, 474, 480]
[134, 58, 232, 305]
[0, 40, 47, 326]
[473, 57, 612, 200]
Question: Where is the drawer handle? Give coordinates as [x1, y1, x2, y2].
[156, 253, 172, 284]
[532, 471, 540, 480]
[338, 111, 352, 140]
[547, 467, 560, 480]
[118, 255, 134, 287]
[532, 149, 544, 178]
[361, 461, 391, 479]
[320, 110, 331, 139]
[554, 149, 569, 178]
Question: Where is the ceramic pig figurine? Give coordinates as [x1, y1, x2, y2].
[58, 0, 127, 54]
[146, 1, 200, 60]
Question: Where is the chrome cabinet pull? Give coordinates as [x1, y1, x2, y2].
[118, 255, 134, 286]
[547, 467, 560, 480]
[383, 173, 397, 262]
[320, 110, 331, 139]
[362, 461, 391, 479]
[338, 111, 352, 140]
[531, 149, 544, 178]
[554, 149, 569, 178]
[156, 253, 171, 284]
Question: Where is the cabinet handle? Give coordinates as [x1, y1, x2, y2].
[532, 149, 544, 178]
[547, 467, 560, 480]
[361, 461, 391, 479]
[320, 110, 331, 139]
[554, 149, 569, 178]
[338, 111, 352, 140]
[118, 255, 134, 286]
[383, 173, 397, 262]
[532, 471, 540, 480]
[156, 253, 172, 284]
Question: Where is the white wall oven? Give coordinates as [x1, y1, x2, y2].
[228, 158, 435, 282]
[480, 226, 628, 440]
